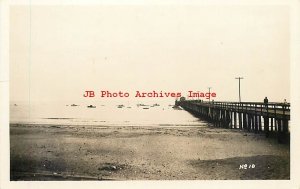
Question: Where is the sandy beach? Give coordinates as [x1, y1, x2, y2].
[10, 123, 290, 180]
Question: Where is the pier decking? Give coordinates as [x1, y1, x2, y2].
[176, 100, 290, 143]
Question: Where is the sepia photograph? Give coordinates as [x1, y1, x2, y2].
[1, 0, 300, 188]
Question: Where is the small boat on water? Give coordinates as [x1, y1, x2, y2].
[87, 105, 96, 108]
[172, 105, 182, 110]
[71, 104, 79, 106]
[137, 103, 147, 107]
[153, 103, 160, 106]
[117, 105, 125, 108]
[143, 107, 149, 109]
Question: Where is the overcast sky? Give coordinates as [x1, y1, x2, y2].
[10, 5, 290, 103]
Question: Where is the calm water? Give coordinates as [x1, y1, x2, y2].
[10, 101, 207, 127]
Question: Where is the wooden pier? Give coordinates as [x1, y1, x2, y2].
[176, 100, 290, 143]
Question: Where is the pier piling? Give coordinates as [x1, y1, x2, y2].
[176, 100, 290, 143]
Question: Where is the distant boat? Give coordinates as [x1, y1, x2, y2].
[71, 104, 79, 106]
[87, 105, 96, 108]
[127, 106, 132, 108]
[172, 105, 182, 110]
[143, 107, 149, 109]
[117, 105, 124, 108]
[153, 103, 160, 106]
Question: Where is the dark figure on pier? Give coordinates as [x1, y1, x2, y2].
[283, 99, 287, 110]
[264, 97, 268, 107]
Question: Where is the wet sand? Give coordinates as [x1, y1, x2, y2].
[10, 123, 290, 180]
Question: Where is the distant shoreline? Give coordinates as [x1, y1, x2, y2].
[9, 122, 209, 129]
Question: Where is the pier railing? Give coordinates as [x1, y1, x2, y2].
[176, 100, 290, 143]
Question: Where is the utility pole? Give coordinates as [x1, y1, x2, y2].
[208, 87, 211, 103]
[235, 77, 244, 103]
